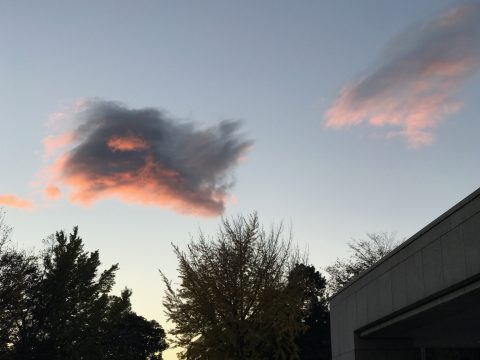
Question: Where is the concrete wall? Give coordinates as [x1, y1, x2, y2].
[329, 187, 480, 360]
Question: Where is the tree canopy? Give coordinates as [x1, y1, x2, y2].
[288, 264, 331, 360]
[161, 213, 330, 360]
[0, 211, 39, 359]
[0, 219, 167, 360]
[325, 232, 401, 294]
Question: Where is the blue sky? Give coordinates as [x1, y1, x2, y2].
[1, 1, 480, 357]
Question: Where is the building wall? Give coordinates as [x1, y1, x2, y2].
[329, 187, 480, 360]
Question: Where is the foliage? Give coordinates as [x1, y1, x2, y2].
[0, 210, 12, 246]
[325, 232, 401, 294]
[102, 289, 167, 360]
[288, 264, 331, 360]
[161, 213, 306, 360]
[0, 210, 39, 359]
[0, 219, 167, 360]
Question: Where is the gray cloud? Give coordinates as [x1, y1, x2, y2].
[44, 100, 252, 216]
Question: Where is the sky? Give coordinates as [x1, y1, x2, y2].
[1, 1, 480, 358]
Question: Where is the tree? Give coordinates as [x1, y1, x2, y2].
[0, 210, 39, 359]
[14, 227, 122, 359]
[0, 213, 167, 360]
[0, 209, 11, 246]
[161, 213, 306, 360]
[287, 264, 330, 360]
[12, 227, 167, 360]
[325, 232, 401, 294]
[102, 288, 167, 360]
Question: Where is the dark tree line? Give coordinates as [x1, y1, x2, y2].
[289, 264, 331, 360]
[161, 214, 400, 360]
[0, 211, 167, 360]
[1, 209, 398, 360]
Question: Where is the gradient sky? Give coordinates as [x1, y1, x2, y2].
[2, 1, 480, 358]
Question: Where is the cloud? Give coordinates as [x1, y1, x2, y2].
[325, 2, 480, 147]
[43, 99, 252, 216]
[0, 194, 34, 209]
[44, 184, 61, 199]
[43, 132, 75, 158]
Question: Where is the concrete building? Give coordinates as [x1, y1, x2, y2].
[329, 187, 480, 360]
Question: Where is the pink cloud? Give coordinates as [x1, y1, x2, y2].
[325, 3, 480, 147]
[107, 135, 150, 152]
[43, 132, 75, 157]
[44, 184, 62, 200]
[42, 100, 252, 216]
[0, 194, 34, 209]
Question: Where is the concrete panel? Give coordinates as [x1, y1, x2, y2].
[355, 285, 368, 328]
[345, 294, 357, 350]
[464, 214, 480, 277]
[421, 240, 444, 296]
[378, 272, 393, 318]
[413, 220, 448, 254]
[340, 350, 355, 360]
[338, 303, 349, 354]
[441, 226, 466, 287]
[330, 305, 341, 358]
[367, 279, 381, 323]
[391, 260, 407, 311]
[405, 251, 424, 304]
[451, 197, 480, 226]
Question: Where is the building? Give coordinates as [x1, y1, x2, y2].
[329, 187, 480, 360]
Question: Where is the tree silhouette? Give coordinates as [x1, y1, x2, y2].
[161, 213, 306, 360]
[15, 227, 123, 359]
[0, 224, 167, 360]
[288, 264, 330, 360]
[102, 288, 167, 360]
[325, 232, 400, 294]
[0, 210, 39, 359]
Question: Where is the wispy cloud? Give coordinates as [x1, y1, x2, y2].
[0, 194, 34, 209]
[325, 2, 480, 147]
[43, 132, 75, 158]
[42, 99, 252, 216]
[44, 184, 61, 200]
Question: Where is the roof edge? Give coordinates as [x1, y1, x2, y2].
[330, 185, 480, 300]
